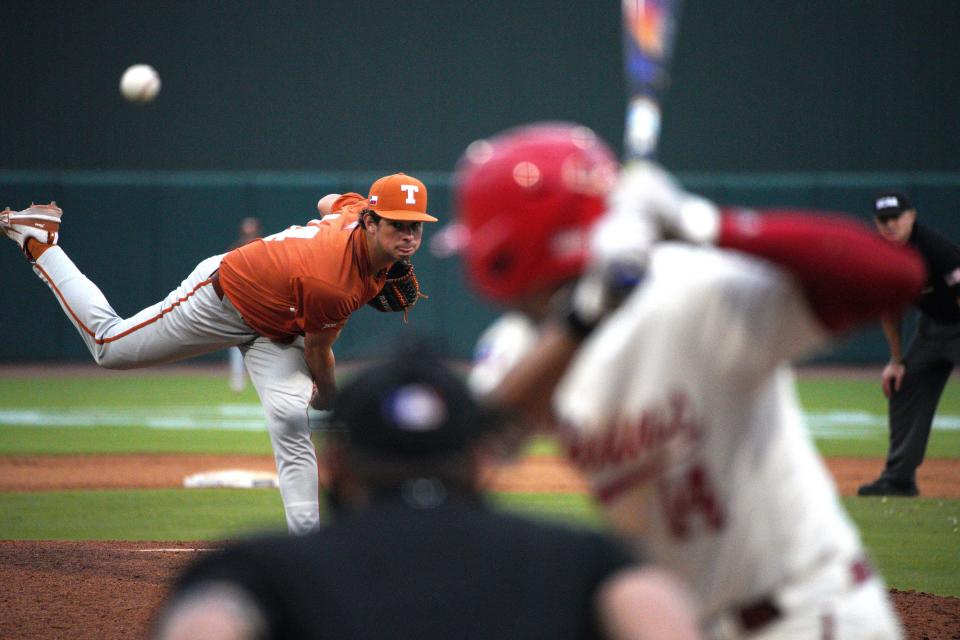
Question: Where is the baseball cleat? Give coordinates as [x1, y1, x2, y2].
[856, 477, 919, 497]
[1, 202, 63, 263]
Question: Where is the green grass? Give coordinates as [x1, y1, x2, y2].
[0, 373, 272, 454]
[491, 491, 604, 527]
[0, 426, 272, 455]
[796, 378, 960, 458]
[0, 375, 260, 408]
[813, 430, 960, 458]
[0, 489, 286, 540]
[0, 489, 602, 541]
[843, 497, 960, 596]
[796, 378, 960, 414]
[0, 369, 958, 596]
[1, 486, 956, 596]
[2, 373, 956, 457]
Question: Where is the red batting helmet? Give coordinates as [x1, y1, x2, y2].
[452, 122, 618, 303]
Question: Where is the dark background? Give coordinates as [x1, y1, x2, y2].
[1, 1, 958, 362]
[3, 1, 959, 173]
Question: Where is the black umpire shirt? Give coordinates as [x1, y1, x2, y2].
[908, 222, 960, 324]
[171, 491, 637, 640]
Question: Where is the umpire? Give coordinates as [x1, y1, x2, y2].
[154, 347, 700, 640]
[859, 191, 960, 497]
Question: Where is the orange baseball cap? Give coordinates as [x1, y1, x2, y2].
[367, 173, 438, 222]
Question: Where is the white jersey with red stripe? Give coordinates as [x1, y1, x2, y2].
[469, 240, 902, 638]
[552, 242, 899, 636]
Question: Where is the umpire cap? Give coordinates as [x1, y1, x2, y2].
[873, 191, 913, 218]
[330, 347, 486, 458]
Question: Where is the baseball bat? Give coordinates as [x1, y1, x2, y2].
[621, 0, 683, 161]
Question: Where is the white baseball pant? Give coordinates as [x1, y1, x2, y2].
[32, 247, 321, 534]
[705, 556, 902, 640]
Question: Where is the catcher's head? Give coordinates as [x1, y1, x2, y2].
[449, 122, 617, 303]
[319, 344, 502, 509]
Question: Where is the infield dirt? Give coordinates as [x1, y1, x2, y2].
[0, 453, 957, 639]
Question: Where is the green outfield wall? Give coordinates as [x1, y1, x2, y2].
[0, 171, 956, 363]
[3, 1, 958, 362]
[2, 2, 959, 174]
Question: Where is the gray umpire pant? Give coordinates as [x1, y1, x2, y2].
[881, 316, 960, 484]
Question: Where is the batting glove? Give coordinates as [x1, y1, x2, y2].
[608, 160, 720, 247]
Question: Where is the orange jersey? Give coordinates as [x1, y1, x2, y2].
[218, 194, 386, 339]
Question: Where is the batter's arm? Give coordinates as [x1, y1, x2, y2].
[485, 275, 639, 426]
[305, 329, 341, 410]
[486, 322, 580, 427]
[716, 211, 925, 334]
[603, 167, 924, 335]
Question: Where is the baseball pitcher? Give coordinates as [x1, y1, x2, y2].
[1, 172, 435, 534]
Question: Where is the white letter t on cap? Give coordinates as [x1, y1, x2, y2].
[400, 184, 419, 204]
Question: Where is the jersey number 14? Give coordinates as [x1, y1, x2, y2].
[658, 462, 725, 539]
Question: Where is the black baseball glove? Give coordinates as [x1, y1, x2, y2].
[367, 261, 428, 321]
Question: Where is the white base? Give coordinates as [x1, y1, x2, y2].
[183, 469, 279, 489]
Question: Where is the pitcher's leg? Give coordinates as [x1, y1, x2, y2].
[243, 337, 319, 534]
[33, 248, 252, 368]
[32, 246, 129, 364]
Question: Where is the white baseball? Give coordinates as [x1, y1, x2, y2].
[120, 64, 161, 104]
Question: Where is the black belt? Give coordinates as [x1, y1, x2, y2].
[210, 270, 225, 299]
[735, 558, 873, 632]
[737, 600, 781, 632]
